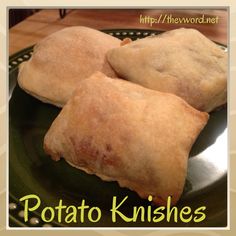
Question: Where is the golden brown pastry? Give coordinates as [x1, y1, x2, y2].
[107, 28, 227, 112]
[44, 72, 208, 205]
[17, 26, 121, 107]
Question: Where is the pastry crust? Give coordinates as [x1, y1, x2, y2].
[107, 28, 227, 112]
[17, 26, 121, 107]
[44, 72, 208, 205]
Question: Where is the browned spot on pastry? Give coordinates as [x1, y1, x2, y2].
[121, 38, 132, 46]
[102, 153, 119, 166]
[106, 143, 112, 152]
[70, 136, 98, 160]
[69, 136, 119, 167]
[79, 137, 92, 153]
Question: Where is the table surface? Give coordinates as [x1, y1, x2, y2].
[9, 9, 227, 55]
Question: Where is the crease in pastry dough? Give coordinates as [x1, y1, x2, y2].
[44, 72, 209, 205]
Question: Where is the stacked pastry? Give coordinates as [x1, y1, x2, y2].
[17, 26, 227, 205]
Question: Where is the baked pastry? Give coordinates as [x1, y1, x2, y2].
[44, 72, 209, 205]
[107, 28, 227, 112]
[17, 26, 121, 107]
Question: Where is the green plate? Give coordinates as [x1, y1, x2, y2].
[9, 29, 227, 227]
